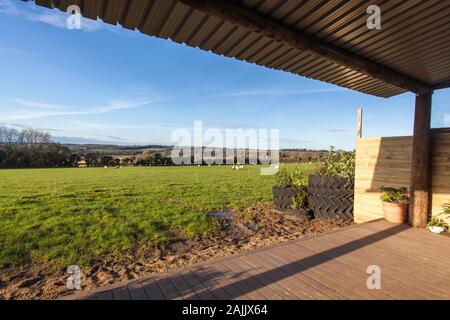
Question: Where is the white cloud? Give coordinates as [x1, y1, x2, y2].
[65, 121, 179, 131]
[2, 98, 155, 121]
[11, 98, 67, 110]
[0, 0, 19, 16]
[445, 113, 450, 127]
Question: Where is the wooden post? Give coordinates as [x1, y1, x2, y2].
[409, 91, 433, 228]
[357, 109, 363, 139]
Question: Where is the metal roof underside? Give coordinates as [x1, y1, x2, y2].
[34, 0, 450, 98]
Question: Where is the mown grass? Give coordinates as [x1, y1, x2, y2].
[0, 164, 313, 270]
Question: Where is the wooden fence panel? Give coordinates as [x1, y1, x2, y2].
[354, 133, 450, 223]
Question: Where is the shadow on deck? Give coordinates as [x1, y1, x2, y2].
[62, 220, 450, 300]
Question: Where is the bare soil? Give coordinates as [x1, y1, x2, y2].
[0, 205, 352, 300]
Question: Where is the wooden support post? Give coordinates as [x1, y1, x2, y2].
[357, 109, 363, 139]
[409, 91, 433, 228]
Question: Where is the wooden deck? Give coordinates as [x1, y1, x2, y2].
[63, 221, 450, 300]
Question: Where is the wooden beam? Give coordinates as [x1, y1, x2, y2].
[357, 109, 363, 139]
[179, 0, 432, 95]
[34, 0, 53, 9]
[434, 80, 450, 90]
[431, 128, 450, 134]
[409, 91, 433, 228]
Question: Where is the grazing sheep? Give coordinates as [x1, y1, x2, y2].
[104, 166, 108, 169]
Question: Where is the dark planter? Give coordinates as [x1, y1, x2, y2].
[307, 175, 354, 221]
[272, 187, 298, 211]
[272, 187, 313, 220]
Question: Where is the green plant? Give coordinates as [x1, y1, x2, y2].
[440, 202, 450, 219]
[426, 217, 448, 230]
[315, 147, 355, 179]
[380, 187, 409, 204]
[274, 166, 308, 188]
[273, 166, 309, 209]
[291, 187, 308, 209]
[291, 166, 308, 187]
[273, 167, 293, 188]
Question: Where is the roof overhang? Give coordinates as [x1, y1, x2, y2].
[34, 0, 450, 98]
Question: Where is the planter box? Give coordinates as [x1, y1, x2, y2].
[272, 187, 313, 220]
[307, 175, 354, 221]
[272, 187, 298, 211]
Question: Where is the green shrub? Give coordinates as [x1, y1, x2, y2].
[273, 167, 309, 209]
[380, 187, 409, 204]
[437, 202, 450, 225]
[291, 187, 308, 209]
[315, 147, 355, 179]
[274, 166, 308, 188]
[274, 167, 293, 188]
[441, 202, 450, 218]
[291, 166, 308, 187]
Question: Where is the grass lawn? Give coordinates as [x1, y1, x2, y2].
[0, 164, 313, 271]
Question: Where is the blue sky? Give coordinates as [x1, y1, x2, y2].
[0, 0, 448, 150]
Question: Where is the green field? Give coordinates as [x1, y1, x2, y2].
[0, 164, 312, 270]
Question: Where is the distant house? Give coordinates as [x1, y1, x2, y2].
[77, 159, 87, 168]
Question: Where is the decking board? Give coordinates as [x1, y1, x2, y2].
[60, 221, 450, 300]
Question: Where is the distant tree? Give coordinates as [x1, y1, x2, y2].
[122, 157, 131, 166]
[100, 155, 115, 167]
[0, 126, 73, 168]
[153, 153, 162, 165]
[0, 126, 22, 144]
[69, 154, 80, 166]
[22, 129, 50, 144]
[84, 153, 99, 167]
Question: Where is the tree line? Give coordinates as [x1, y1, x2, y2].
[0, 127, 75, 168]
[0, 127, 174, 168]
[0, 126, 331, 168]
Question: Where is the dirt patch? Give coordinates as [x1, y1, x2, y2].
[0, 205, 352, 300]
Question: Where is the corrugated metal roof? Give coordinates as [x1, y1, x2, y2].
[34, 0, 450, 98]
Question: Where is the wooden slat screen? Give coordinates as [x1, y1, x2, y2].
[354, 133, 450, 223]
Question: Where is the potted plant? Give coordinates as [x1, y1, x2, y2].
[272, 167, 312, 220]
[427, 202, 450, 234]
[427, 217, 448, 234]
[380, 187, 409, 224]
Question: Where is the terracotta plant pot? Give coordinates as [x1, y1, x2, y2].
[382, 201, 408, 224]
